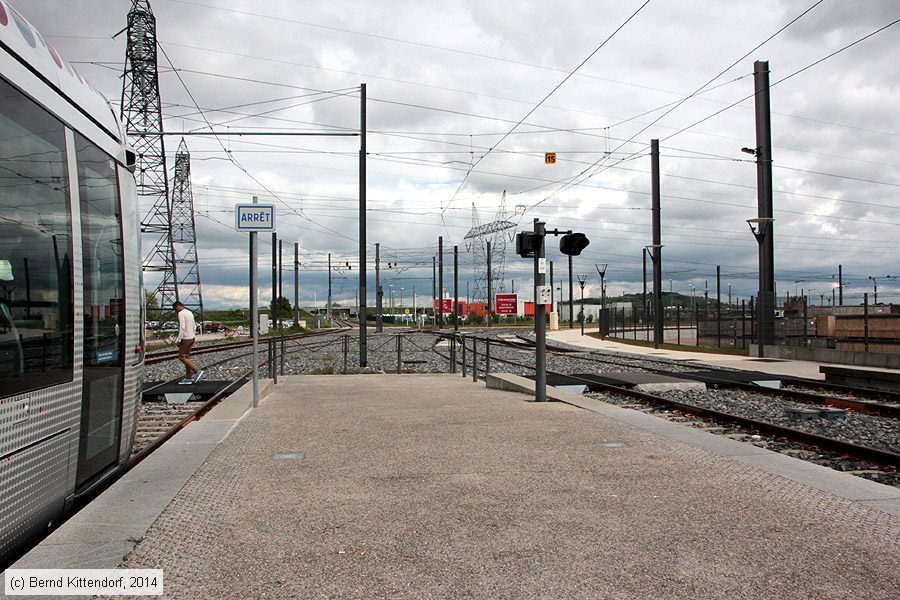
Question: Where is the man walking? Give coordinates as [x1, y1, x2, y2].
[174, 301, 204, 384]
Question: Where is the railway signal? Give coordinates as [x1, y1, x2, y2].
[559, 232, 590, 256]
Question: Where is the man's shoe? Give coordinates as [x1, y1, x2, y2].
[192, 369, 205, 383]
[178, 378, 193, 385]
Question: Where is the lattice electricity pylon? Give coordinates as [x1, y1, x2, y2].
[120, 0, 177, 321]
[464, 191, 515, 304]
[169, 139, 204, 323]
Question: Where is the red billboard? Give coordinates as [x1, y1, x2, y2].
[434, 298, 453, 313]
[495, 293, 518, 315]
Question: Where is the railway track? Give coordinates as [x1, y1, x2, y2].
[130, 374, 250, 469]
[426, 331, 900, 471]
[516, 334, 900, 418]
[146, 325, 349, 364]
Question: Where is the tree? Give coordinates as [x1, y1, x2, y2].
[269, 296, 293, 323]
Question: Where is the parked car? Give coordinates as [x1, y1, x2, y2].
[203, 321, 226, 333]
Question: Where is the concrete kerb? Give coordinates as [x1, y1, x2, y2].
[485, 372, 900, 516]
[7, 378, 277, 573]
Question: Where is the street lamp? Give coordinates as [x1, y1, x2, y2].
[747, 217, 774, 358]
[577, 273, 588, 336]
[868, 276, 879, 304]
[868, 275, 896, 305]
[595, 263, 607, 337]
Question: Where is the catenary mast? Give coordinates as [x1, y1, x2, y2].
[120, 0, 177, 321]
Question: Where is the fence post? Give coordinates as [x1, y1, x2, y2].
[472, 338, 478, 382]
[741, 300, 746, 349]
[450, 335, 456, 373]
[280, 336, 285, 375]
[271, 339, 278, 384]
[461, 335, 467, 377]
[803, 299, 808, 346]
[864, 293, 869, 352]
[485, 339, 491, 373]
[732, 309, 737, 348]
[396, 334, 402, 374]
[676, 305, 681, 345]
[749, 296, 755, 345]
[695, 304, 700, 347]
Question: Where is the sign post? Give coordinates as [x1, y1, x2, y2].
[236, 200, 276, 408]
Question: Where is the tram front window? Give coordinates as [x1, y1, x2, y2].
[0, 77, 73, 398]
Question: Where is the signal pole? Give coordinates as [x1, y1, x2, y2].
[454, 246, 459, 331]
[375, 243, 382, 332]
[271, 233, 277, 330]
[293, 243, 299, 327]
[278, 240, 283, 329]
[327, 253, 332, 324]
[438, 236, 444, 328]
[432, 256, 436, 328]
[568, 254, 574, 328]
[486, 241, 492, 327]
[534, 219, 547, 402]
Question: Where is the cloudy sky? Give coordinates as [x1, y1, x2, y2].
[19, 0, 900, 309]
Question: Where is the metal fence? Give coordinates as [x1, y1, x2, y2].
[603, 298, 900, 354]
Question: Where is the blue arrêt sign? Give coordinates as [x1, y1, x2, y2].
[235, 204, 276, 231]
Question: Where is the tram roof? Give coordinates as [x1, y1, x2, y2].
[0, 0, 121, 142]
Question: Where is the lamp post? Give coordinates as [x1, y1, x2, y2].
[869, 275, 897, 305]
[595, 263, 607, 337]
[747, 217, 774, 358]
[831, 265, 843, 306]
[868, 276, 878, 304]
[577, 273, 588, 335]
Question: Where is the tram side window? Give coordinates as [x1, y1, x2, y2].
[0, 78, 74, 397]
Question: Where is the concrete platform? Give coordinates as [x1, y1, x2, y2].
[548, 328, 897, 381]
[544, 372, 707, 393]
[9, 373, 897, 599]
[820, 365, 900, 393]
[5, 379, 274, 576]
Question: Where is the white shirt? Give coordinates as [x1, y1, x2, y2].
[176, 308, 196, 342]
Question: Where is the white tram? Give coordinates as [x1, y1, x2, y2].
[0, 1, 143, 564]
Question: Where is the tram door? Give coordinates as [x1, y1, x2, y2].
[75, 136, 125, 488]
